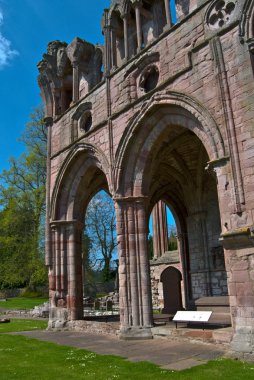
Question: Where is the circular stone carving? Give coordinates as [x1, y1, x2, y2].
[139, 65, 159, 93]
[207, 0, 236, 30]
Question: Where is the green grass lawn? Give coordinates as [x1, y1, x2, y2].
[0, 334, 254, 380]
[0, 297, 48, 310]
[0, 319, 47, 333]
[0, 319, 254, 380]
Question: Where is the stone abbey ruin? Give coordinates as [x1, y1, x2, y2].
[38, 0, 254, 358]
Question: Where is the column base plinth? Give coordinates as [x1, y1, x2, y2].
[229, 327, 254, 360]
[48, 307, 68, 329]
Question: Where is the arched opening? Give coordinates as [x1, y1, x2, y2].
[149, 201, 185, 312]
[146, 125, 227, 305]
[116, 98, 227, 327]
[80, 111, 92, 133]
[49, 145, 112, 325]
[161, 266, 183, 314]
[111, 10, 125, 67]
[83, 190, 118, 305]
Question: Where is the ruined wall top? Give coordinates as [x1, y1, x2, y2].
[38, 37, 103, 118]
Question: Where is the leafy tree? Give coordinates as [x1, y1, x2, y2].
[84, 191, 118, 282]
[148, 235, 154, 259]
[0, 105, 47, 289]
[168, 224, 178, 251]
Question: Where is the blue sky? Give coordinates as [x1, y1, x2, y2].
[0, 0, 110, 173]
[0, 0, 177, 227]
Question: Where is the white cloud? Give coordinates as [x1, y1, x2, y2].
[0, 9, 18, 69]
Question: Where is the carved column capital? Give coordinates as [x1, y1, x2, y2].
[114, 195, 149, 206]
[132, 0, 143, 8]
[121, 12, 128, 20]
[50, 220, 84, 232]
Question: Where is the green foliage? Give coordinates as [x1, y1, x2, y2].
[84, 191, 118, 283]
[95, 292, 107, 299]
[148, 235, 154, 259]
[20, 288, 47, 298]
[0, 105, 47, 289]
[168, 225, 178, 251]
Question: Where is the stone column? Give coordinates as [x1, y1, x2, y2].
[122, 14, 129, 60]
[224, 241, 254, 360]
[115, 197, 153, 339]
[44, 117, 53, 268]
[213, 159, 254, 359]
[54, 225, 61, 296]
[152, 201, 168, 258]
[60, 225, 68, 303]
[133, 1, 143, 52]
[52, 88, 61, 116]
[72, 60, 79, 103]
[177, 233, 189, 309]
[60, 80, 66, 113]
[103, 9, 112, 74]
[164, 0, 172, 27]
[48, 224, 56, 305]
[66, 221, 83, 320]
[48, 222, 69, 328]
[50, 223, 68, 306]
[110, 27, 117, 69]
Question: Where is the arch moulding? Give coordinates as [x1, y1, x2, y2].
[114, 90, 226, 197]
[50, 142, 111, 221]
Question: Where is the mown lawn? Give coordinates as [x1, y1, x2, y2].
[0, 319, 47, 333]
[1, 334, 254, 380]
[0, 320, 254, 380]
[0, 297, 48, 310]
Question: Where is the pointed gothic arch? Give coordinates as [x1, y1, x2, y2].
[51, 143, 111, 222]
[115, 91, 225, 197]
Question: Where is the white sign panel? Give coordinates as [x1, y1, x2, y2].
[173, 311, 212, 323]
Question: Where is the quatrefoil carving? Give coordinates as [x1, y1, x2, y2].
[207, 0, 236, 29]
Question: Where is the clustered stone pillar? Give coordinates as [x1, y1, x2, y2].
[152, 201, 168, 258]
[44, 116, 53, 268]
[164, 0, 172, 27]
[48, 221, 83, 328]
[72, 61, 79, 103]
[110, 27, 117, 69]
[115, 197, 153, 339]
[122, 14, 129, 60]
[52, 88, 61, 116]
[66, 221, 83, 320]
[134, 1, 143, 52]
[225, 245, 254, 358]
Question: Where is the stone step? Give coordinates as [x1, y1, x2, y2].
[152, 323, 233, 345]
[196, 305, 230, 313]
[194, 296, 230, 315]
[209, 312, 231, 326]
[194, 296, 229, 307]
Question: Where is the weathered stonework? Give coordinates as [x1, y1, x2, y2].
[39, 0, 254, 358]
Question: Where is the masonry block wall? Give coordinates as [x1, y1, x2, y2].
[39, 0, 254, 357]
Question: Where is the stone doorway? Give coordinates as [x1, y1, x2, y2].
[160, 266, 183, 314]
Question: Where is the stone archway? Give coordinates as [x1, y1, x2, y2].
[114, 92, 228, 339]
[161, 266, 183, 314]
[47, 143, 111, 328]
